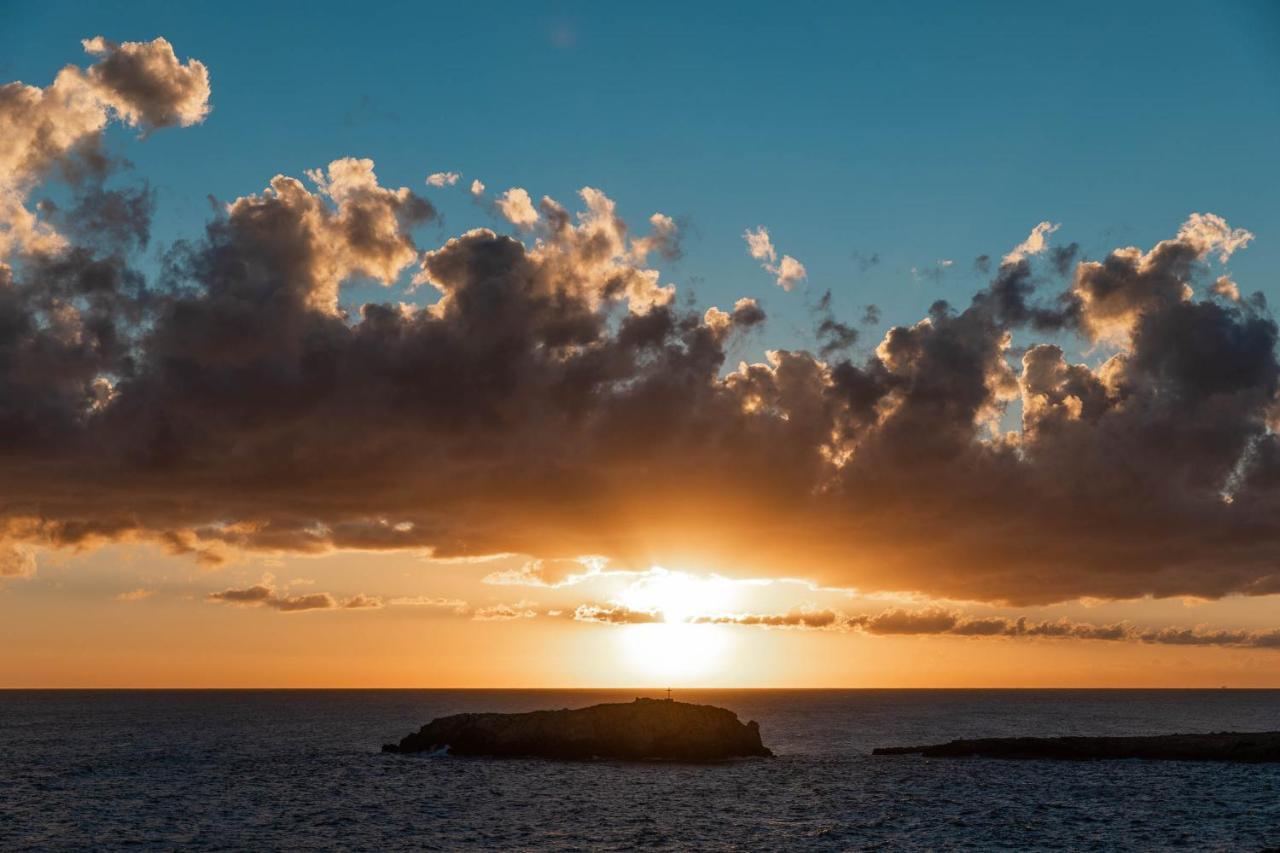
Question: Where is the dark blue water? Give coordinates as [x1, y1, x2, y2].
[3, 690, 1279, 850]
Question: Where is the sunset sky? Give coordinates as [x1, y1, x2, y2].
[3, 1, 1280, 687]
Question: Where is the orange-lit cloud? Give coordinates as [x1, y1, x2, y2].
[4, 38, 1280, 613]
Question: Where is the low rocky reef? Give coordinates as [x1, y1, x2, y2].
[383, 698, 772, 761]
[874, 731, 1280, 763]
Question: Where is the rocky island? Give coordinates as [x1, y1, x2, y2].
[874, 731, 1280, 763]
[383, 697, 772, 761]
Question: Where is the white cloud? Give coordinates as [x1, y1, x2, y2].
[426, 171, 460, 187]
[743, 226, 807, 290]
[1003, 221, 1060, 266]
[496, 187, 539, 229]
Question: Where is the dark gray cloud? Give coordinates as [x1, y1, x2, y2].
[2, 43, 1279, 608]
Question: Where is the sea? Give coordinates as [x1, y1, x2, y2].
[3, 689, 1279, 851]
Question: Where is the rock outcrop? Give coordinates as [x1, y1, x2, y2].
[383, 698, 772, 761]
[873, 731, 1280, 762]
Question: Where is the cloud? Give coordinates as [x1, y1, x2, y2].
[80, 37, 210, 129]
[744, 226, 806, 290]
[473, 602, 538, 621]
[573, 603, 663, 624]
[1177, 212, 1253, 263]
[483, 556, 611, 587]
[0, 36, 210, 262]
[1211, 276, 1242, 302]
[577, 600, 1280, 650]
[115, 587, 154, 602]
[426, 172, 460, 188]
[495, 187, 539, 229]
[469, 179, 485, 197]
[206, 577, 378, 612]
[1003, 221, 1060, 266]
[911, 259, 953, 284]
[388, 596, 470, 612]
[0, 545, 37, 579]
[4, 45, 1280, 608]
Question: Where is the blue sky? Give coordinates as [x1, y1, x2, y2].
[3, 0, 1278, 358]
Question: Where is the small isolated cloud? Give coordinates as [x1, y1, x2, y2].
[426, 172, 460, 188]
[469, 178, 485, 197]
[206, 577, 379, 613]
[388, 596, 470, 612]
[115, 587, 155, 602]
[473, 601, 538, 621]
[1003, 221, 1060, 266]
[483, 556, 609, 588]
[496, 187, 539, 229]
[743, 226, 806, 290]
[341, 593, 384, 609]
[911, 259, 953, 283]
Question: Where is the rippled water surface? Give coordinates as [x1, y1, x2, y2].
[4, 689, 1280, 850]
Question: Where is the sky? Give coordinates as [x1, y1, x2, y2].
[1, 1, 1280, 687]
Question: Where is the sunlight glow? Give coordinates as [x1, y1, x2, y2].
[618, 622, 731, 683]
[615, 567, 740, 624]
[611, 568, 739, 682]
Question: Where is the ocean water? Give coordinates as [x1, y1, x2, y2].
[3, 689, 1280, 851]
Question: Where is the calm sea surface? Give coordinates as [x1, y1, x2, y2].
[3, 689, 1279, 851]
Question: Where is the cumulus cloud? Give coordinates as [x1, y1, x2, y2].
[426, 171, 460, 187]
[469, 178, 485, 197]
[0, 35, 209, 262]
[744, 226, 806, 290]
[495, 187, 539, 229]
[4, 44, 1280, 608]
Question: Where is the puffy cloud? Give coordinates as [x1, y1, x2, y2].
[426, 171, 460, 187]
[1211, 275, 1241, 302]
[0, 36, 209, 261]
[744, 226, 806, 290]
[5, 47, 1280, 608]
[495, 187, 539, 229]
[80, 37, 210, 129]
[1176, 212, 1254, 263]
[1002, 221, 1060, 266]
[469, 179, 485, 197]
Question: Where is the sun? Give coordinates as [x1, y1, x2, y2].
[612, 568, 738, 683]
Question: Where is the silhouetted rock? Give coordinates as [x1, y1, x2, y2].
[383, 698, 772, 761]
[873, 731, 1280, 762]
